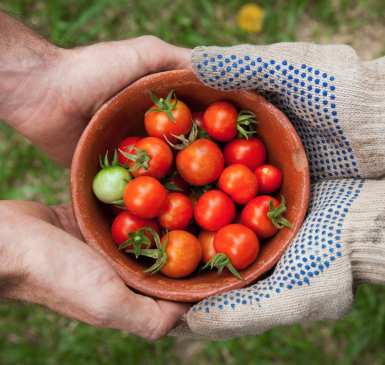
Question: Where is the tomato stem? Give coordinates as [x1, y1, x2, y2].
[145, 89, 178, 123]
[118, 227, 152, 258]
[236, 110, 259, 139]
[203, 253, 244, 280]
[160, 171, 183, 192]
[266, 196, 293, 229]
[119, 146, 151, 172]
[124, 227, 170, 275]
[163, 121, 198, 150]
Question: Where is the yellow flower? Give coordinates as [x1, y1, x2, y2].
[237, 4, 264, 33]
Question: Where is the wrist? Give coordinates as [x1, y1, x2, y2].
[0, 12, 65, 128]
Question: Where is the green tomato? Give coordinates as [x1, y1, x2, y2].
[92, 150, 132, 204]
[93, 166, 132, 204]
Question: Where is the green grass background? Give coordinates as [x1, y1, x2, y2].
[1, 0, 385, 364]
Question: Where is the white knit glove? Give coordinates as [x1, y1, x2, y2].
[169, 43, 385, 340]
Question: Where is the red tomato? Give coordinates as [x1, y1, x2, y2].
[111, 211, 159, 250]
[214, 224, 259, 270]
[117, 136, 141, 166]
[123, 176, 168, 219]
[254, 165, 283, 194]
[197, 230, 217, 264]
[194, 190, 236, 231]
[176, 139, 224, 186]
[160, 231, 202, 278]
[203, 101, 238, 142]
[145, 98, 192, 144]
[157, 193, 193, 231]
[164, 168, 190, 195]
[223, 137, 266, 171]
[191, 111, 204, 130]
[128, 137, 173, 180]
[242, 196, 282, 238]
[218, 164, 258, 204]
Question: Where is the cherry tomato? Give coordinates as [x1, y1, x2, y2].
[214, 224, 259, 270]
[197, 230, 217, 264]
[128, 137, 173, 180]
[160, 231, 202, 278]
[191, 111, 204, 130]
[223, 137, 266, 171]
[218, 164, 258, 204]
[117, 136, 141, 166]
[203, 101, 238, 142]
[92, 152, 132, 204]
[176, 139, 224, 186]
[123, 176, 168, 219]
[157, 193, 193, 231]
[145, 98, 192, 144]
[254, 165, 283, 194]
[242, 196, 281, 238]
[164, 168, 190, 195]
[194, 190, 236, 231]
[111, 211, 159, 250]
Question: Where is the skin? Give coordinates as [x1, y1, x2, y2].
[0, 12, 192, 340]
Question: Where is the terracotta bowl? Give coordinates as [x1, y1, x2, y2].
[71, 70, 309, 302]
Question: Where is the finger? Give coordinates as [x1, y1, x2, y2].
[128, 35, 192, 76]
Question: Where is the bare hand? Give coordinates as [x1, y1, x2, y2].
[0, 200, 190, 340]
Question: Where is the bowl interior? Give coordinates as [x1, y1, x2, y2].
[71, 70, 309, 302]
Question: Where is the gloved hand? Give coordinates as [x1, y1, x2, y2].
[169, 43, 385, 340]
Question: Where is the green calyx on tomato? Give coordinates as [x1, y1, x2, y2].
[119, 146, 151, 172]
[196, 124, 217, 144]
[145, 89, 178, 123]
[191, 183, 217, 199]
[93, 150, 132, 204]
[236, 110, 259, 140]
[118, 227, 152, 258]
[163, 121, 198, 150]
[203, 253, 244, 281]
[160, 171, 183, 192]
[267, 196, 293, 230]
[125, 227, 170, 275]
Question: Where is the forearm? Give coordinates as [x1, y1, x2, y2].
[0, 12, 63, 128]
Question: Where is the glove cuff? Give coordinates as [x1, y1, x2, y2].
[343, 179, 385, 285]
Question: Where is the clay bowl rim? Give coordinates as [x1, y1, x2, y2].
[70, 69, 310, 302]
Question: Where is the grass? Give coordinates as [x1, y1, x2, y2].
[1, 0, 385, 364]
